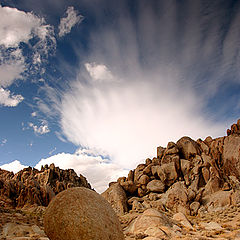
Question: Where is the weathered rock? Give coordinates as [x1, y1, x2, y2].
[102, 182, 128, 215]
[204, 136, 213, 145]
[197, 138, 210, 154]
[190, 201, 200, 216]
[147, 180, 165, 193]
[117, 177, 126, 184]
[0, 165, 91, 209]
[201, 167, 210, 183]
[143, 164, 153, 175]
[120, 180, 138, 195]
[145, 158, 152, 165]
[138, 186, 147, 197]
[44, 187, 124, 240]
[223, 134, 240, 179]
[157, 162, 179, 187]
[209, 137, 224, 169]
[200, 222, 223, 231]
[138, 174, 150, 185]
[124, 208, 175, 237]
[127, 170, 134, 181]
[180, 159, 191, 186]
[202, 190, 232, 212]
[173, 212, 193, 229]
[163, 142, 179, 156]
[134, 164, 146, 182]
[163, 182, 190, 215]
[227, 120, 240, 135]
[2, 222, 47, 239]
[177, 136, 202, 159]
[202, 171, 222, 197]
[157, 146, 166, 159]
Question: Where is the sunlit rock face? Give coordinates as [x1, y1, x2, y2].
[0, 163, 91, 208]
[103, 119, 240, 217]
[44, 187, 124, 240]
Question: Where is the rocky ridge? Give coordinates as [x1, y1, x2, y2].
[0, 164, 91, 239]
[102, 119, 240, 239]
[0, 163, 91, 209]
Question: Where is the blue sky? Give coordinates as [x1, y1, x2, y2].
[0, 0, 240, 192]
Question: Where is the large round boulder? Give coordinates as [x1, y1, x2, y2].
[44, 187, 124, 240]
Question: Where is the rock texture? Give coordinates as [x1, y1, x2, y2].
[102, 119, 240, 239]
[44, 187, 124, 240]
[0, 163, 91, 209]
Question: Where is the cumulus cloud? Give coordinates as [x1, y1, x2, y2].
[35, 150, 128, 193]
[0, 88, 24, 107]
[58, 6, 84, 37]
[0, 160, 28, 173]
[0, 5, 43, 47]
[28, 121, 50, 135]
[0, 4, 56, 107]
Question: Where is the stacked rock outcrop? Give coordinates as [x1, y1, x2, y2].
[0, 163, 91, 209]
[102, 119, 240, 217]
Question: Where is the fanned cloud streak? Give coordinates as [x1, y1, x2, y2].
[58, 1, 240, 169]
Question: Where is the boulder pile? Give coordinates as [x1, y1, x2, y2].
[102, 119, 240, 217]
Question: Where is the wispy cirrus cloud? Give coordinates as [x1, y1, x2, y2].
[58, 6, 84, 37]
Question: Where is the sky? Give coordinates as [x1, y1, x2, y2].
[0, 0, 240, 192]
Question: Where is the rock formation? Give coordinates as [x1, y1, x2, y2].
[2, 119, 240, 240]
[44, 187, 124, 240]
[102, 119, 240, 239]
[0, 163, 91, 209]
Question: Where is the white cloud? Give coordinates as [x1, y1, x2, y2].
[0, 63, 25, 87]
[55, 131, 67, 143]
[0, 88, 24, 107]
[31, 112, 37, 117]
[0, 4, 56, 107]
[49, 147, 57, 155]
[85, 63, 114, 82]
[0, 48, 25, 87]
[60, 63, 225, 169]
[1, 139, 7, 146]
[0, 5, 43, 47]
[29, 121, 50, 135]
[58, 6, 84, 37]
[0, 160, 28, 173]
[35, 150, 128, 193]
[39, 1, 237, 190]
